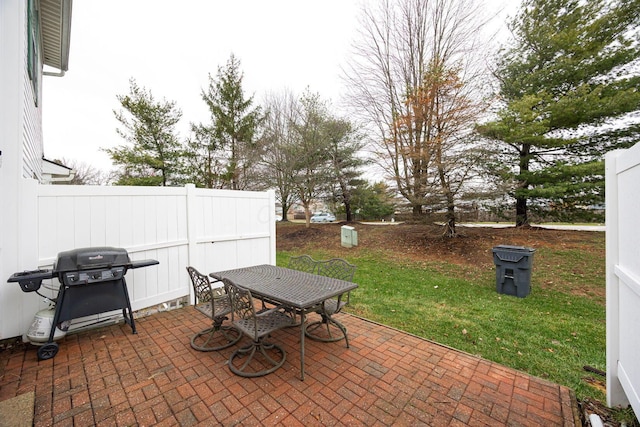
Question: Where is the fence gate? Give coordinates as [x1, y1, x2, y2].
[606, 145, 640, 415]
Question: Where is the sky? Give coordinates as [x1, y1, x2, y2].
[42, 0, 517, 172]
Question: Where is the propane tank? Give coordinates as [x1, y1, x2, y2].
[26, 309, 70, 344]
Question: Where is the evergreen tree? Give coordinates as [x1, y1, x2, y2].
[184, 123, 226, 189]
[197, 54, 263, 190]
[324, 118, 367, 222]
[478, 0, 640, 225]
[351, 181, 396, 221]
[106, 79, 184, 186]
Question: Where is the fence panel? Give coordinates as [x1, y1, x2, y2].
[1, 184, 275, 340]
[606, 146, 640, 416]
[190, 188, 274, 277]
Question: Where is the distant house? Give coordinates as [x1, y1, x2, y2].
[42, 158, 75, 184]
[0, 0, 73, 334]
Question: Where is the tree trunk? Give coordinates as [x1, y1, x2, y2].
[516, 143, 531, 227]
[516, 197, 528, 227]
[412, 204, 423, 219]
[443, 195, 456, 238]
[342, 183, 353, 222]
[280, 201, 290, 222]
[303, 203, 312, 228]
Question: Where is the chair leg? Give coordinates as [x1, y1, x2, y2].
[228, 339, 287, 377]
[283, 307, 301, 327]
[304, 314, 349, 348]
[191, 318, 241, 351]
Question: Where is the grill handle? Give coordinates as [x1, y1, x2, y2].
[75, 262, 112, 270]
[127, 259, 159, 269]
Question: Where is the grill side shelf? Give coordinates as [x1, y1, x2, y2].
[8, 269, 54, 292]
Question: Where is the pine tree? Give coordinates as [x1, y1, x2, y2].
[106, 79, 184, 186]
[198, 54, 263, 190]
[324, 118, 367, 222]
[478, 0, 640, 226]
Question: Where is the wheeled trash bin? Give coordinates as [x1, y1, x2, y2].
[492, 245, 535, 298]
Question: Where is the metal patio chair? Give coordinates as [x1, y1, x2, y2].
[304, 258, 356, 348]
[225, 278, 296, 377]
[186, 266, 241, 351]
[287, 254, 319, 274]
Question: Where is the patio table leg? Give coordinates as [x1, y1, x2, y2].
[300, 310, 305, 380]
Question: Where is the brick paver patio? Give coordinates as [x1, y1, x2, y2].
[0, 307, 580, 426]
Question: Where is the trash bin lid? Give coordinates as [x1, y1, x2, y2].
[492, 245, 535, 253]
[492, 245, 535, 263]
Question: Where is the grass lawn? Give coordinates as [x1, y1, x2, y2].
[276, 223, 608, 405]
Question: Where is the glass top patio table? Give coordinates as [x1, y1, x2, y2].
[210, 264, 358, 380]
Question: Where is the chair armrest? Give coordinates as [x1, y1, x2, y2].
[211, 292, 227, 300]
[256, 305, 284, 317]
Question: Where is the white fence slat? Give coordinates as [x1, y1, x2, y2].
[132, 196, 146, 247]
[89, 196, 107, 246]
[58, 197, 78, 252]
[38, 195, 58, 262]
[213, 196, 237, 237]
[156, 196, 169, 244]
[118, 196, 134, 247]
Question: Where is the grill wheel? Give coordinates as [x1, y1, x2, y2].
[37, 342, 59, 360]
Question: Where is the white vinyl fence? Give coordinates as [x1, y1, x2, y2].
[0, 183, 275, 340]
[606, 145, 640, 416]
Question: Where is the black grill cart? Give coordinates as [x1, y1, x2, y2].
[8, 247, 158, 360]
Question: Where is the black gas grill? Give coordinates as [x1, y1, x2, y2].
[8, 247, 158, 360]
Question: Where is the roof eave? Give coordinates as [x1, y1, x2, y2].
[41, 0, 73, 72]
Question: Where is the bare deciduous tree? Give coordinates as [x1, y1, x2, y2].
[261, 89, 367, 225]
[259, 90, 301, 221]
[291, 90, 334, 227]
[343, 0, 491, 236]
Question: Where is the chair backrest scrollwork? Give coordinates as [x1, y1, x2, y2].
[187, 266, 213, 304]
[316, 258, 356, 282]
[225, 278, 258, 337]
[287, 255, 319, 274]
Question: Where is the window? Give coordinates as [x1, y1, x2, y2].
[27, 0, 40, 106]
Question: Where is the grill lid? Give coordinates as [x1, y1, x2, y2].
[54, 247, 131, 272]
